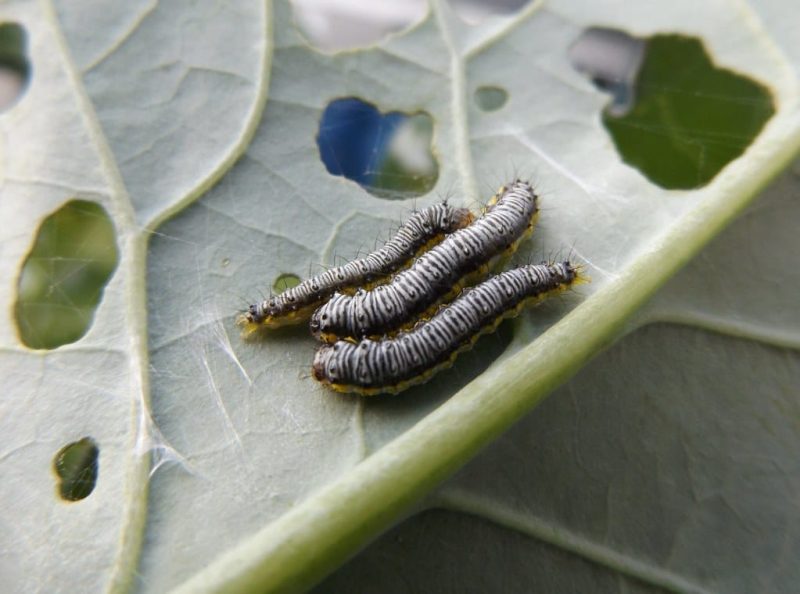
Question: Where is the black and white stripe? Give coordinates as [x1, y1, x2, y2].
[240, 202, 472, 331]
[310, 180, 539, 341]
[312, 261, 578, 394]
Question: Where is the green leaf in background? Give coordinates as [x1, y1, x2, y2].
[1, 1, 799, 593]
[53, 436, 100, 502]
[605, 33, 776, 189]
[0, 20, 29, 111]
[15, 200, 119, 349]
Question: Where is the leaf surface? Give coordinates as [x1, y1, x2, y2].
[0, 1, 798, 593]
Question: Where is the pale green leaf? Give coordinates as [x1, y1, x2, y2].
[1, 1, 799, 593]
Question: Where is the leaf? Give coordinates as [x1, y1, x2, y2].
[52, 0, 270, 226]
[0, 2, 798, 594]
[324, 322, 800, 593]
[0, 1, 267, 592]
[319, 159, 800, 593]
[641, 158, 800, 348]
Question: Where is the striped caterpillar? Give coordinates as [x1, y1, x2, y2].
[312, 261, 580, 395]
[237, 202, 473, 336]
[310, 180, 539, 342]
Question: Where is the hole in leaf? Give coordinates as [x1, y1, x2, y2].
[291, 0, 427, 53]
[15, 200, 120, 349]
[53, 437, 99, 502]
[570, 28, 775, 189]
[569, 27, 645, 117]
[448, 0, 531, 24]
[0, 22, 31, 112]
[474, 86, 508, 112]
[317, 97, 438, 200]
[273, 273, 301, 293]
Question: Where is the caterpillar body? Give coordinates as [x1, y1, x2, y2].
[310, 180, 539, 342]
[238, 202, 473, 336]
[312, 261, 579, 395]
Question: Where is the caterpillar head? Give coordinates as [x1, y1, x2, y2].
[449, 206, 475, 231]
[309, 292, 350, 342]
[312, 346, 334, 384]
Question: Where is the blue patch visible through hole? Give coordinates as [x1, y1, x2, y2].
[317, 97, 438, 200]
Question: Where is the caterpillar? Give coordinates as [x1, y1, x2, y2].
[310, 179, 539, 342]
[237, 202, 474, 336]
[312, 261, 580, 395]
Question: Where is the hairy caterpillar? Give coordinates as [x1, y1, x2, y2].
[310, 179, 539, 342]
[312, 261, 580, 395]
[238, 202, 473, 336]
